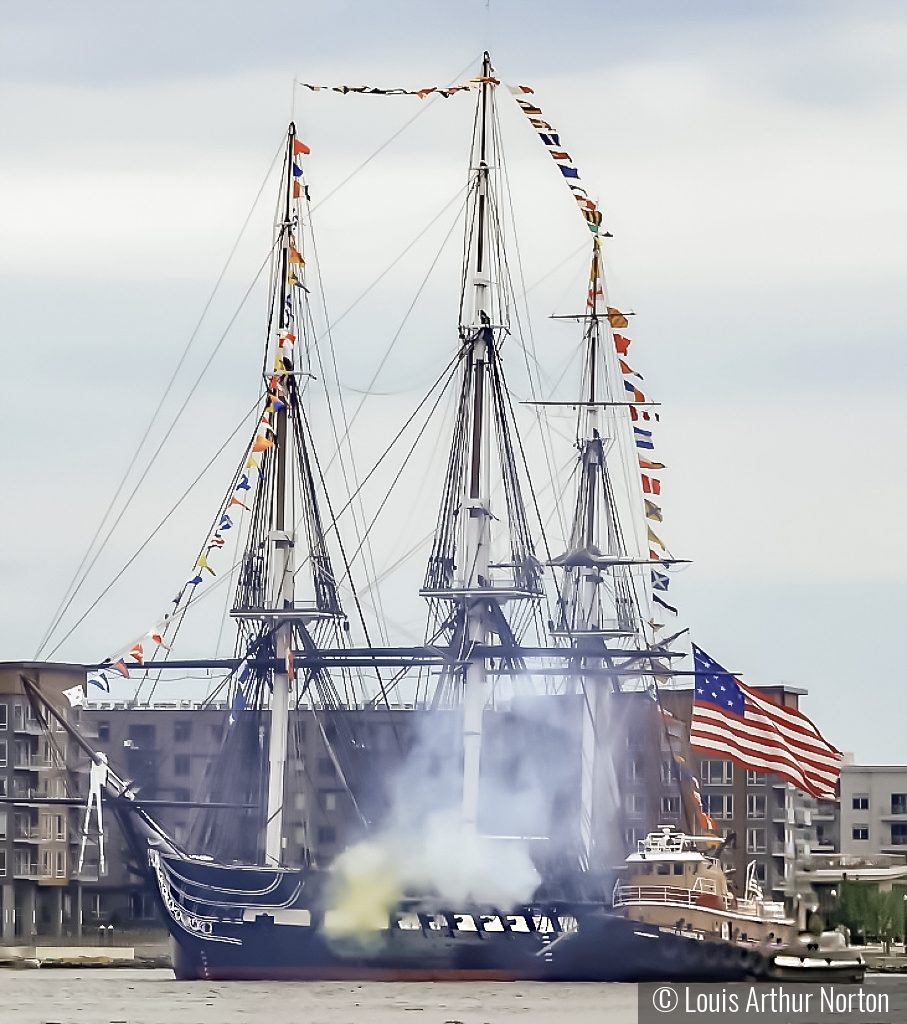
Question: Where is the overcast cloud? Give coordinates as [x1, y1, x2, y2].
[1, 1, 905, 761]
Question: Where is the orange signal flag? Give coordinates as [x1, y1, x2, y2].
[252, 436, 274, 453]
[129, 644, 144, 664]
[289, 247, 305, 266]
[229, 496, 251, 510]
[619, 359, 633, 375]
[613, 333, 631, 355]
[293, 180, 301, 199]
[293, 139, 310, 155]
[607, 307, 629, 329]
[639, 457, 666, 470]
[148, 631, 171, 650]
[285, 649, 295, 679]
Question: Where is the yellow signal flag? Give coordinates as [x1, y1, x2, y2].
[647, 525, 666, 550]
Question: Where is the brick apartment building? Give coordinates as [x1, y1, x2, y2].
[0, 661, 837, 940]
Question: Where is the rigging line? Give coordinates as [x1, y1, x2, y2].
[300, 55, 480, 217]
[322, 350, 462, 550]
[35, 141, 284, 661]
[46, 402, 261, 660]
[42, 241, 279, 660]
[323, 201, 467, 589]
[304, 227, 393, 645]
[495, 108, 567, 543]
[302, 185, 467, 386]
[315, 192, 467, 457]
[140, 420, 258, 705]
[335, 356, 457, 589]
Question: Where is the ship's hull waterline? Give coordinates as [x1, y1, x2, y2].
[121, 813, 762, 983]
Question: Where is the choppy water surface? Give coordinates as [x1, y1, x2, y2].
[3, 969, 638, 1024]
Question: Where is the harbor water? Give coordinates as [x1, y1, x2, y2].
[2, 969, 639, 1024]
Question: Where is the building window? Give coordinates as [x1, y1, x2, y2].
[625, 828, 645, 850]
[90, 894, 103, 919]
[0, 739, 6, 768]
[746, 828, 767, 854]
[317, 827, 336, 845]
[55, 814, 65, 841]
[317, 757, 336, 778]
[660, 760, 679, 785]
[746, 771, 766, 786]
[174, 721, 192, 743]
[700, 760, 733, 785]
[747, 794, 767, 819]
[0, 705, 6, 729]
[892, 794, 907, 815]
[130, 892, 157, 920]
[174, 754, 191, 776]
[626, 724, 646, 750]
[55, 850, 66, 878]
[891, 824, 907, 846]
[625, 794, 646, 818]
[626, 758, 645, 782]
[852, 825, 869, 841]
[97, 721, 110, 742]
[702, 794, 733, 820]
[659, 796, 680, 819]
[319, 791, 339, 812]
[0, 778, 5, 798]
[0, 810, 5, 840]
[0, 850, 5, 877]
[852, 794, 869, 811]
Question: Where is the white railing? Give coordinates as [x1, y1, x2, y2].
[612, 883, 734, 911]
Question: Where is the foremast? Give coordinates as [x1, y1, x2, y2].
[228, 124, 346, 866]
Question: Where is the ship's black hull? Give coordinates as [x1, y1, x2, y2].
[167, 908, 762, 983]
[113, 801, 762, 983]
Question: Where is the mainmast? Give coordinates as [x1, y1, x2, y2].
[459, 53, 495, 832]
[421, 53, 542, 832]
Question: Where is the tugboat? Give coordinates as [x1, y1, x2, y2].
[613, 826, 864, 982]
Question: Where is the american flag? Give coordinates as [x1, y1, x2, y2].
[690, 645, 842, 800]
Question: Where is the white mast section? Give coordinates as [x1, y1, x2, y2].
[263, 127, 298, 867]
[460, 54, 496, 833]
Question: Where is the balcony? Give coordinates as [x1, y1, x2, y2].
[772, 841, 795, 858]
[13, 826, 41, 843]
[13, 863, 52, 880]
[13, 756, 61, 771]
[13, 718, 44, 735]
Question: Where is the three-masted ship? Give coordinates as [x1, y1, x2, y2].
[23, 55, 857, 982]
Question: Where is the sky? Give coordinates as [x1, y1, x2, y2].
[1, 1, 905, 762]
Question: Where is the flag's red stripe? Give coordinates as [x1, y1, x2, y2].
[691, 714, 840, 794]
[691, 708, 840, 784]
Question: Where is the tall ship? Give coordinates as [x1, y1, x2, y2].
[23, 56, 858, 982]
